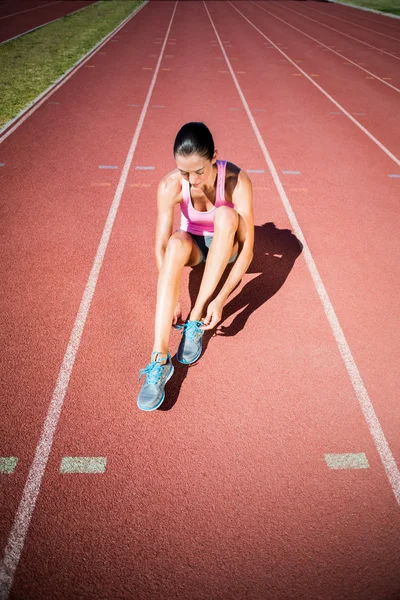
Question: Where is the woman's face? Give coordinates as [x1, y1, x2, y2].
[175, 152, 217, 189]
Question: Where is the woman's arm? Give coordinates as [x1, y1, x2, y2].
[154, 175, 179, 272]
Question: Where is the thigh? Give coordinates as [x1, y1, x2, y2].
[174, 230, 203, 267]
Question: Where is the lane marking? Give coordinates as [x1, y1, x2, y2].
[0, 459, 18, 475]
[127, 104, 140, 107]
[60, 457, 106, 474]
[250, 2, 400, 93]
[98, 165, 118, 169]
[48, 102, 60, 105]
[128, 183, 152, 188]
[135, 166, 155, 170]
[161, 68, 172, 71]
[208, 1, 400, 505]
[0, 4, 178, 597]
[0, 163, 5, 167]
[152, 105, 165, 108]
[230, 2, 400, 167]
[246, 169, 265, 173]
[84, 65, 95, 68]
[388, 174, 400, 177]
[325, 453, 369, 469]
[283, 170, 301, 174]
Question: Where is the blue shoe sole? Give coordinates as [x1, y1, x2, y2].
[137, 364, 174, 411]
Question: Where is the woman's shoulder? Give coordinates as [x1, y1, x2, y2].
[158, 168, 183, 205]
[224, 161, 250, 196]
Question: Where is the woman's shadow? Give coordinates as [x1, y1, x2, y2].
[158, 222, 303, 411]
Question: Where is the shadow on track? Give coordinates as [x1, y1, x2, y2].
[159, 222, 302, 411]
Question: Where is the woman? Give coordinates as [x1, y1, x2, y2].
[137, 122, 254, 411]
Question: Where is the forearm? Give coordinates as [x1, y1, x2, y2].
[216, 248, 253, 304]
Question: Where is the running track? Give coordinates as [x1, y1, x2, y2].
[0, 0, 98, 44]
[1, 1, 400, 598]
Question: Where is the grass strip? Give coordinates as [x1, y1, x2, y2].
[0, 0, 143, 129]
[333, 0, 400, 16]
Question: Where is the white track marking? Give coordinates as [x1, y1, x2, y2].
[0, 1, 61, 20]
[251, 2, 400, 93]
[1, 2, 101, 46]
[204, 1, 400, 504]
[230, 2, 400, 167]
[268, 0, 400, 61]
[0, 2, 149, 143]
[0, 3, 178, 598]
[305, 4, 400, 41]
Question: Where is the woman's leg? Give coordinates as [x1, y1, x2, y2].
[189, 206, 239, 321]
[152, 231, 201, 362]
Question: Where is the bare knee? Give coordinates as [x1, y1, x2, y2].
[214, 206, 238, 232]
[164, 231, 192, 263]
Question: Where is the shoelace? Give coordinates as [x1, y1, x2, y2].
[175, 320, 204, 341]
[139, 361, 163, 385]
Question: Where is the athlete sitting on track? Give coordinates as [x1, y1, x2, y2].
[137, 122, 255, 411]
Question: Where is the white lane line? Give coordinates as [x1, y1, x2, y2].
[230, 2, 400, 167]
[0, 3, 178, 598]
[204, 1, 400, 504]
[251, 1, 400, 93]
[268, 0, 400, 61]
[60, 457, 106, 473]
[0, 2, 149, 143]
[325, 453, 370, 469]
[305, 4, 400, 41]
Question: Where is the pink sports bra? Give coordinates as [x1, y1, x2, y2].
[179, 160, 235, 237]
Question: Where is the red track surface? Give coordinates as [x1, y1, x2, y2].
[0, 0, 98, 43]
[1, 1, 400, 598]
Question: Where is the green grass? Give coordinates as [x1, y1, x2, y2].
[336, 0, 400, 16]
[0, 0, 143, 129]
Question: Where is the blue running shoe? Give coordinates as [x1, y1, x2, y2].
[175, 320, 204, 365]
[137, 352, 174, 411]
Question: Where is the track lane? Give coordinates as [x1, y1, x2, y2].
[4, 1, 400, 598]
[0, 1, 98, 44]
[235, 1, 400, 162]
[303, 2, 400, 41]
[248, 1, 400, 93]
[269, 0, 400, 58]
[255, 1, 400, 78]
[324, 0, 400, 31]
[219, 0, 400, 467]
[0, 0, 172, 566]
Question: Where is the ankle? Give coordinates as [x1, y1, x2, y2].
[151, 350, 169, 364]
[189, 311, 203, 322]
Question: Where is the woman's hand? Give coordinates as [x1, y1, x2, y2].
[172, 301, 182, 326]
[201, 298, 223, 331]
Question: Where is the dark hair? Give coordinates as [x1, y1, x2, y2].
[173, 122, 215, 161]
